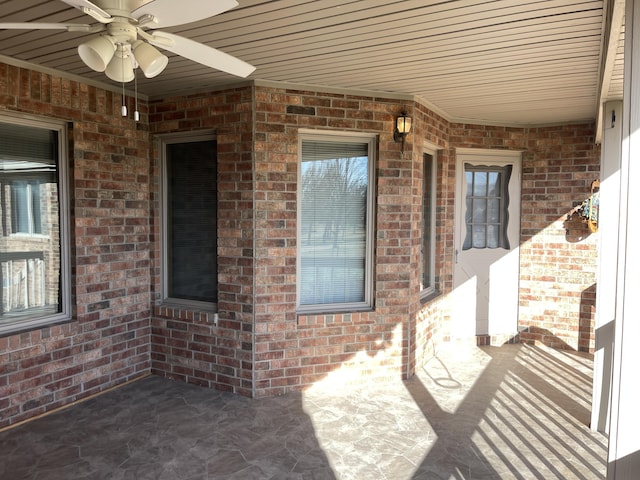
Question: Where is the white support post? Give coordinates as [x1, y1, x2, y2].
[591, 100, 622, 434]
[607, 0, 640, 476]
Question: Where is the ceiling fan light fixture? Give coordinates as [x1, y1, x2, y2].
[105, 47, 135, 83]
[78, 35, 116, 72]
[1, 0, 255, 82]
[132, 40, 168, 78]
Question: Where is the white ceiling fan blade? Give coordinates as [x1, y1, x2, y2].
[149, 31, 255, 78]
[59, 0, 111, 19]
[133, 0, 238, 28]
[0, 22, 96, 32]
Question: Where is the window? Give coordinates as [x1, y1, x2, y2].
[161, 133, 217, 307]
[463, 164, 512, 250]
[298, 132, 375, 313]
[11, 180, 43, 235]
[422, 153, 436, 293]
[0, 115, 70, 335]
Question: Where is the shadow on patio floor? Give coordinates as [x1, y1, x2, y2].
[0, 343, 607, 479]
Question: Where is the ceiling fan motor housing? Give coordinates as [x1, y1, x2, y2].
[107, 19, 137, 44]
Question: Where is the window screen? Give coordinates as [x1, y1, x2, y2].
[165, 139, 217, 303]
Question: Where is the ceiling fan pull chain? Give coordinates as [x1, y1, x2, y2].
[121, 58, 127, 117]
[134, 70, 140, 122]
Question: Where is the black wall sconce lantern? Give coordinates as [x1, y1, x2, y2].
[393, 111, 412, 154]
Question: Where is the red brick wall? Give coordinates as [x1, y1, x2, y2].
[450, 123, 600, 351]
[148, 87, 255, 396]
[147, 87, 599, 399]
[1, 61, 599, 427]
[146, 86, 453, 396]
[252, 87, 452, 395]
[520, 125, 600, 351]
[405, 101, 452, 374]
[0, 63, 151, 429]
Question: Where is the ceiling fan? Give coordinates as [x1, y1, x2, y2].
[0, 0, 255, 83]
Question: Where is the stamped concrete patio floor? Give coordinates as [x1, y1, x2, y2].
[0, 343, 607, 479]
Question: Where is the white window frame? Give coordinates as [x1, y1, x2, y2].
[296, 130, 376, 314]
[421, 148, 437, 298]
[0, 112, 71, 335]
[159, 131, 217, 310]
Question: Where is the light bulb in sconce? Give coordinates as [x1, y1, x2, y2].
[393, 111, 412, 154]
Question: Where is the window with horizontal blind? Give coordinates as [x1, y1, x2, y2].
[0, 114, 71, 335]
[298, 132, 375, 313]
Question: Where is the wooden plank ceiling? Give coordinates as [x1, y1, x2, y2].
[0, 0, 611, 126]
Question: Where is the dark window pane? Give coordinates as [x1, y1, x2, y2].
[472, 198, 487, 223]
[488, 172, 501, 196]
[422, 154, 434, 290]
[487, 224, 500, 248]
[487, 198, 501, 223]
[166, 140, 217, 303]
[472, 224, 486, 248]
[473, 171, 487, 197]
